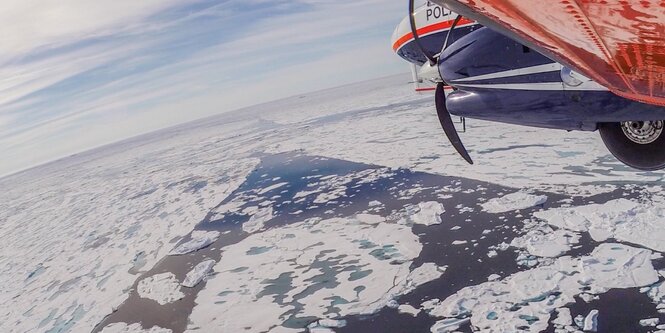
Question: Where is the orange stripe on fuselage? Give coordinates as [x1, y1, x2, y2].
[392, 18, 476, 52]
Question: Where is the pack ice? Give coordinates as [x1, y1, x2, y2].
[425, 243, 657, 332]
[185, 214, 442, 332]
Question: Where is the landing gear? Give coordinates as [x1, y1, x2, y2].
[599, 121, 665, 171]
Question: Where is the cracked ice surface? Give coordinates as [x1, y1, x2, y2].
[0, 119, 259, 332]
[186, 215, 437, 332]
[425, 243, 657, 332]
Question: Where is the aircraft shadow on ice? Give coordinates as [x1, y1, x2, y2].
[94, 152, 664, 333]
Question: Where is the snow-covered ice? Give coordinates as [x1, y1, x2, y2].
[99, 322, 173, 333]
[242, 206, 274, 233]
[424, 243, 657, 332]
[640, 317, 660, 327]
[182, 259, 216, 288]
[410, 201, 446, 226]
[3, 74, 665, 332]
[170, 230, 220, 255]
[397, 304, 420, 316]
[137, 272, 185, 305]
[481, 192, 548, 213]
[535, 198, 665, 252]
[583, 309, 599, 332]
[510, 226, 580, 257]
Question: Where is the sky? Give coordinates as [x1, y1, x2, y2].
[0, 0, 409, 177]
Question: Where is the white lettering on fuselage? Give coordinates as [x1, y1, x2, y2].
[426, 1, 452, 21]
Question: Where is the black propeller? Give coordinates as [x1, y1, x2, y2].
[435, 82, 474, 164]
[408, 0, 473, 164]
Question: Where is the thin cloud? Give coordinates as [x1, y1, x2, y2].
[0, 0, 408, 176]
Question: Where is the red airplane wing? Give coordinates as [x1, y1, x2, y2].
[433, 0, 665, 107]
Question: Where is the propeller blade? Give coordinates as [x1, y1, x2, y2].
[435, 83, 474, 164]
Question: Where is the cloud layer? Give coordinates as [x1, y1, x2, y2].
[0, 0, 407, 176]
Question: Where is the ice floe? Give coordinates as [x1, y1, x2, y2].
[583, 309, 598, 331]
[410, 201, 445, 226]
[398, 304, 421, 316]
[186, 215, 426, 332]
[170, 230, 220, 255]
[481, 192, 547, 213]
[137, 272, 184, 305]
[424, 243, 656, 332]
[182, 259, 216, 288]
[99, 322, 172, 333]
[534, 198, 665, 252]
[242, 206, 274, 233]
[510, 226, 580, 258]
[640, 317, 660, 327]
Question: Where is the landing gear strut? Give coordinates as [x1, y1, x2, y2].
[599, 120, 665, 171]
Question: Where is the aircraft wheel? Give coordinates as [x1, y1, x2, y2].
[599, 121, 665, 171]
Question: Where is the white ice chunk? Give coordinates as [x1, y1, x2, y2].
[182, 259, 216, 288]
[313, 319, 346, 328]
[430, 317, 471, 333]
[451, 240, 467, 245]
[398, 304, 421, 316]
[487, 274, 501, 281]
[100, 322, 172, 333]
[243, 206, 274, 233]
[407, 263, 447, 288]
[640, 318, 660, 327]
[583, 309, 598, 331]
[481, 192, 547, 213]
[170, 230, 220, 255]
[552, 308, 572, 326]
[510, 227, 580, 258]
[411, 201, 445, 226]
[534, 198, 665, 252]
[137, 272, 184, 305]
[368, 200, 383, 207]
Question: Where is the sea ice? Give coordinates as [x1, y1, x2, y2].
[430, 317, 471, 333]
[170, 230, 220, 255]
[583, 309, 598, 331]
[182, 259, 216, 288]
[408, 201, 445, 226]
[510, 227, 580, 258]
[398, 304, 421, 316]
[355, 214, 384, 225]
[99, 322, 172, 333]
[481, 192, 547, 213]
[242, 206, 274, 233]
[534, 198, 665, 252]
[424, 243, 656, 332]
[552, 308, 572, 326]
[186, 216, 423, 332]
[640, 318, 660, 327]
[137, 272, 184, 305]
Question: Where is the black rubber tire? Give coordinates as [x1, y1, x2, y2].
[598, 122, 665, 171]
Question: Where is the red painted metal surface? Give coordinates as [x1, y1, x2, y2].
[435, 0, 665, 106]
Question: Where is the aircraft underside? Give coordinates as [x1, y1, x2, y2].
[391, 1, 665, 171]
